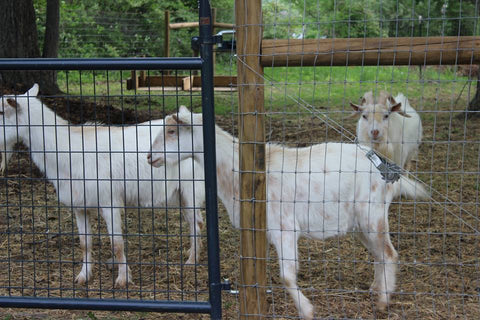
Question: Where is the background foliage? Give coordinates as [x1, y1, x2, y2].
[34, 0, 234, 58]
[28, 0, 478, 115]
[265, 0, 478, 39]
[34, 0, 478, 58]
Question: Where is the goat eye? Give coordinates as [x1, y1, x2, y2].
[384, 114, 389, 120]
[362, 115, 367, 120]
[167, 129, 175, 135]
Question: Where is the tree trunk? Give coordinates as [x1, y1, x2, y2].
[468, 66, 480, 112]
[0, 0, 40, 92]
[41, 0, 61, 94]
[0, 0, 60, 95]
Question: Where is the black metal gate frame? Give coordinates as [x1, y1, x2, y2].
[0, 0, 221, 318]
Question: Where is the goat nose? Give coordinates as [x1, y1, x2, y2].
[147, 153, 151, 161]
[371, 129, 379, 137]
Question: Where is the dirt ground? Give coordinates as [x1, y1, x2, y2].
[0, 92, 479, 319]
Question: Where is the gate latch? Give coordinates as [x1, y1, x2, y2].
[191, 36, 201, 52]
[191, 30, 236, 52]
[214, 30, 236, 51]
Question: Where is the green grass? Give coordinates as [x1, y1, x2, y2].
[264, 65, 469, 111]
[56, 65, 471, 117]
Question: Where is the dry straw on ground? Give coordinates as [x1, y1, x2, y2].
[1, 95, 479, 319]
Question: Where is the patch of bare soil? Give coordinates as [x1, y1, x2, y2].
[42, 97, 165, 125]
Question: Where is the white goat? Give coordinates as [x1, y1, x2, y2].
[148, 106, 429, 319]
[351, 91, 423, 170]
[0, 85, 205, 288]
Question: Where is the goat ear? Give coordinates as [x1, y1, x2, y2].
[171, 114, 184, 125]
[27, 83, 39, 97]
[387, 95, 396, 105]
[177, 106, 198, 125]
[6, 98, 18, 109]
[179, 105, 190, 114]
[390, 102, 402, 113]
[173, 112, 191, 126]
[350, 102, 363, 112]
[390, 102, 411, 117]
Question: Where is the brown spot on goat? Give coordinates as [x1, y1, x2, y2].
[6, 98, 18, 109]
[377, 219, 386, 235]
[384, 242, 395, 259]
[377, 219, 394, 259]
[386, 184, 393, 193]
[113, 238, 125, 259]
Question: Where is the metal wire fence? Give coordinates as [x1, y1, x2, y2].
[1, 1, 480, 319]
[224, 0, 480, 319]
[0, 54, 222, 318]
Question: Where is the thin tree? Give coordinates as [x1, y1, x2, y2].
[0, 0, 60, 95]
[42, 0, 61, 94]
[468, 69, 480, 114]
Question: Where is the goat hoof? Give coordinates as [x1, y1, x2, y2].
[370, 281, 381, 292]
[185, 248, 198, 265]
[376, 300, 387, 312]
[114, 276, 130, 288]
[115, 268, 134, 288]
[185, 251, 197, 264]
[75, 272, 89, 285]
[299, 302, 314, 320]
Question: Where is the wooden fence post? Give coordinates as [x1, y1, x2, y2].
[235, 0, 268, 318]
[164, 10, 170, 75]
[211, 7, 217, 74]
[164, 10, 170, 58]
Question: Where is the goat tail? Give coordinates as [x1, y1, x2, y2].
[396, 175, 430, 200]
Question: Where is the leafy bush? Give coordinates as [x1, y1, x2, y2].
[34, 0, 477, 59]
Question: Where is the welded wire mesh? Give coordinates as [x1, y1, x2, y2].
[222, 0, 480, 319]
[1, 1, 480, 319]
[0, 70, 210, 305]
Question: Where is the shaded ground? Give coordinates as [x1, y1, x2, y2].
[1, 93, 479, 319]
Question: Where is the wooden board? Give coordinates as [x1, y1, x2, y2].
[128, 75, 236, 90]
[262, 36, 480, 67]
[169, 21, 234, 29]
[134, 86, 235, 92]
